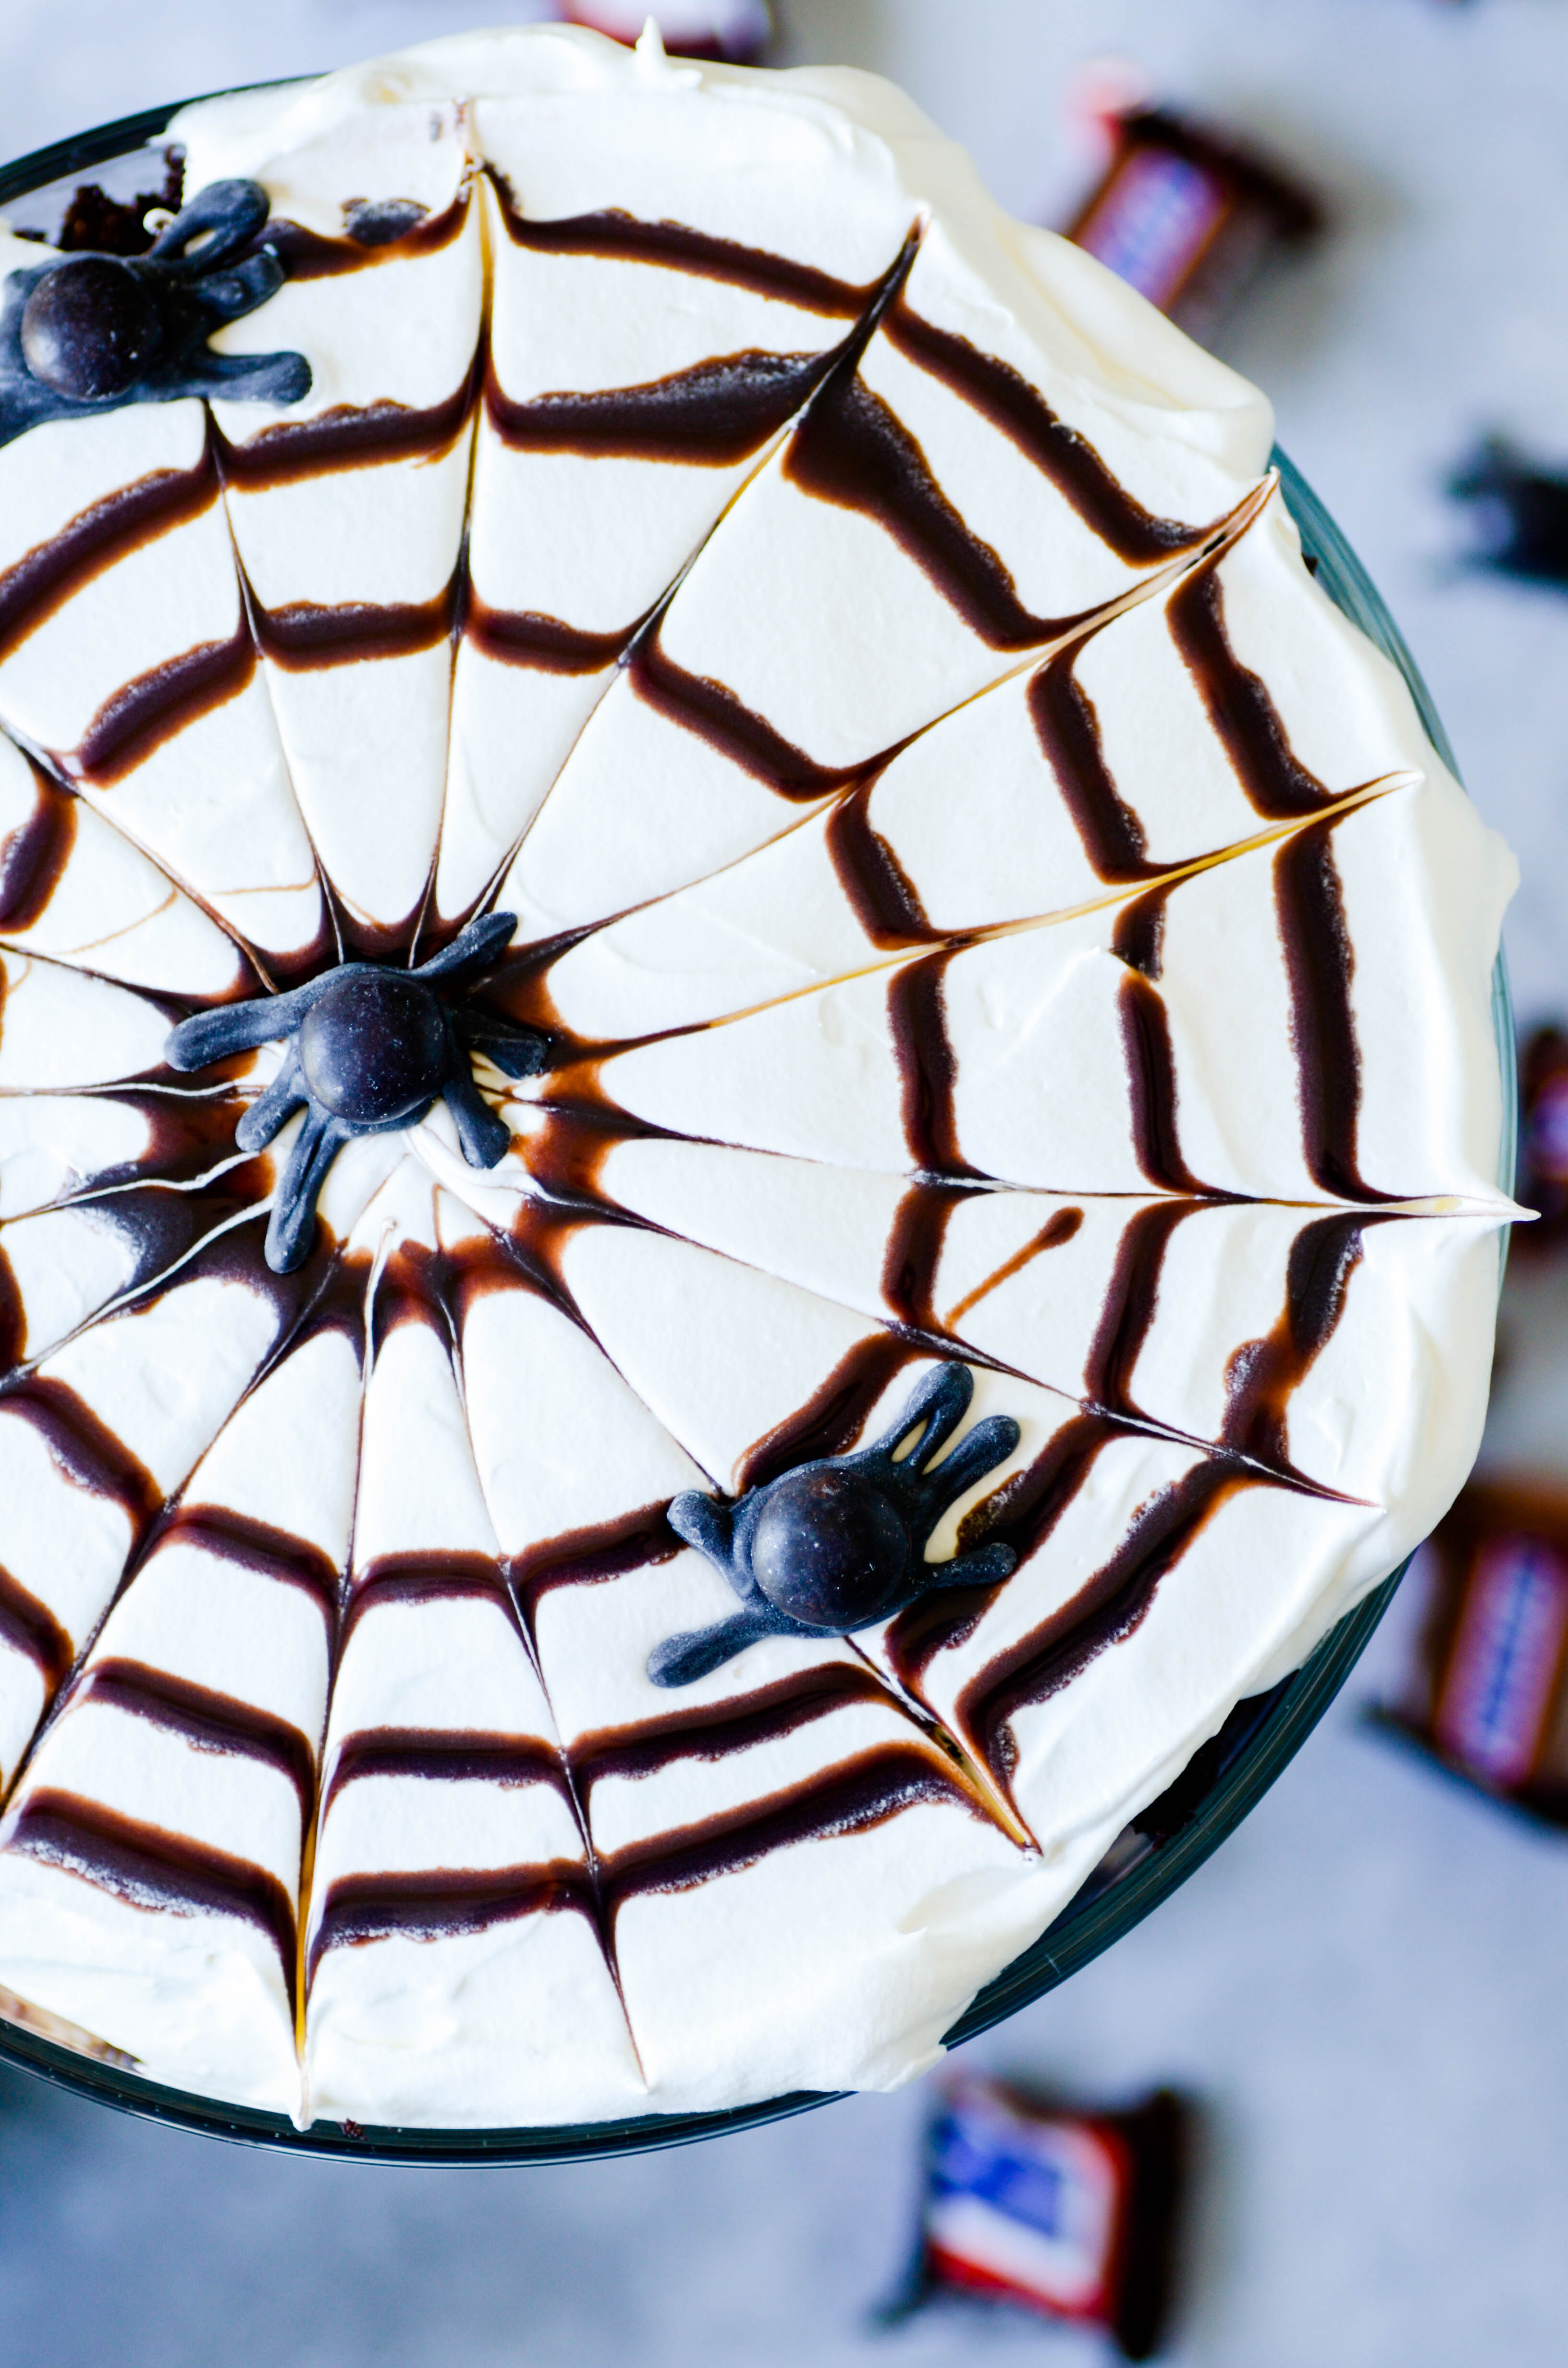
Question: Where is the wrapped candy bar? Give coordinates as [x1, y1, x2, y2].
[1064, 105, 1321, 342]
[1449, 440, 1568, 591]
[553, 1, 772, 60]
[1373, 1483, 1568, 1826]
[885, 2076, 1188, 2360]
[1515, 1026, 1568, 1243]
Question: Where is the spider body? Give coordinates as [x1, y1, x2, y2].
[165, 911, 550, 1273]
[649, 1363, 1023, 1687]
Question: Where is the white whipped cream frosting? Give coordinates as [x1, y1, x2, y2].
[0, 25, 1519, 2129]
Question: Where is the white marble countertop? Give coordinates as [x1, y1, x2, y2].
[1, 6, 1567, 2364]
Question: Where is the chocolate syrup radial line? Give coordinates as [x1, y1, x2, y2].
[841, 1636, 1037, 1850]
[501, 775, 1413, 1065]
[80, 1657, 317, 1821]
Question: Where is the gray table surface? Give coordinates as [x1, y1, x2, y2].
[2, 3, 1568, 2361]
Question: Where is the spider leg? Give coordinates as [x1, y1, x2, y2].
[234, 1047, 306, 1153]
[919, 1413, 1022, 1521]
[444, 1068, 513, 1169]
[264, 1104, 349, 1274]
[647, 1605, 786, 1689]
[414, 909, 518, 988]
[667, 1490, 741, 1587]
[453, 1008, 554, 1082]
[164, 975, 326, 1072]
[871, 1360, 974, 1471]
[921, 1540, 1017, 1594]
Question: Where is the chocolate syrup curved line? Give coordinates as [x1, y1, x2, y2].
[825, 784, 943, 949]
[596, 1739, 993, 1944]
[888, 949, 987, 1181]
[460, 592, 637, 678]
[880, 1181, 971, 1331]
[0, 770, 78, 938]
[0, 443, 221, 662]
[0, 1371, 162, 1534]
[0, 1564, 72, 1688]
[739, 1330, 919, 1494]
[251, 574, 460, 673]
[1274, 814, 1402, 1203]
[307, 1857, 594, 1986]
[212, 376, 476, 489]
[486, 182, 886, 320]
[485, 346, 835, 467]
[9, 1787, 299, 2012]
[882, 297, 1207, 567]
[1221, 1210, 1388, 1474]
[887, 1410, 1115, 1694]
[570, 1661, 892, 1803]
[511, 1501, 684, 1633]
[956, 1457, 1248, 1790]
[156, 1505, 339, 1627]
[783, 368, 1098, 652]
[337, 1556, 519, 1659]
[1114, 879, 1212, 1197]
[629, 630, 863, 800]
[1028, 648, 1162, 885]
[322, 1727, 573, 1822]
[1169, 557, 1331, 820]
[266, 194, 470, 282]
[66, 622, 256, 788]
[81, 1656, 316, 1819]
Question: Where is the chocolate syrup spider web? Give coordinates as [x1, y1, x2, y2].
[0, 139, 1488, 2116]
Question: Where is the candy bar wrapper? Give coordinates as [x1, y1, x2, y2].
[1065, 107, 1321, 344]
[887, 2076, 1189, 2361]
[553, 1, 773, 61]
[1515, 1027, 1568, 1243]
[1372, 1482, 1568, 1826]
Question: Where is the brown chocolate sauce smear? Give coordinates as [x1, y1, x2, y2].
[1170, 557, 1332, 820]
[1274, 815, 1402, 1202]
[488, 183, 886, 320]
[888, 950, 986, 1181]
[213, 375, 475, 488]
[1029, 648, 1162, 884]
[940, 1204, 1084, 1332]
[81, 1657, 316, 1820]
[0, 769, 79, 936]
[0, 439, 221, 661]
[339, 1553, 519, 1659]
[957, 1456, 1249, 1791]
[308, 1857, 596, 1985]
[570, 1661, 891, 1805]
[1083, 1197, 1206, 1424]
[323, 1727, 574, 1822]
[11, 1788, 299, 2011]
[0, 1565, 72, 1688]
[882, 298, 1208, 567]
[67, 621, 256, 788]
[486, 346, 835, 467]
[596, 1739, 988, 1943]
[0, 1374, 161, 1536]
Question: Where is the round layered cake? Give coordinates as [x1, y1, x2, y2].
[0, 25, 1519, 2129]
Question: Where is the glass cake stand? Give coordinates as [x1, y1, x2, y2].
[0, 99, 1519, 2163]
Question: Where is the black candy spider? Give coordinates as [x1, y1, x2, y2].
[165, 912, 551, 1273]
[0, 178, 310, 448]
[649, 1362, 1022, 1687]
